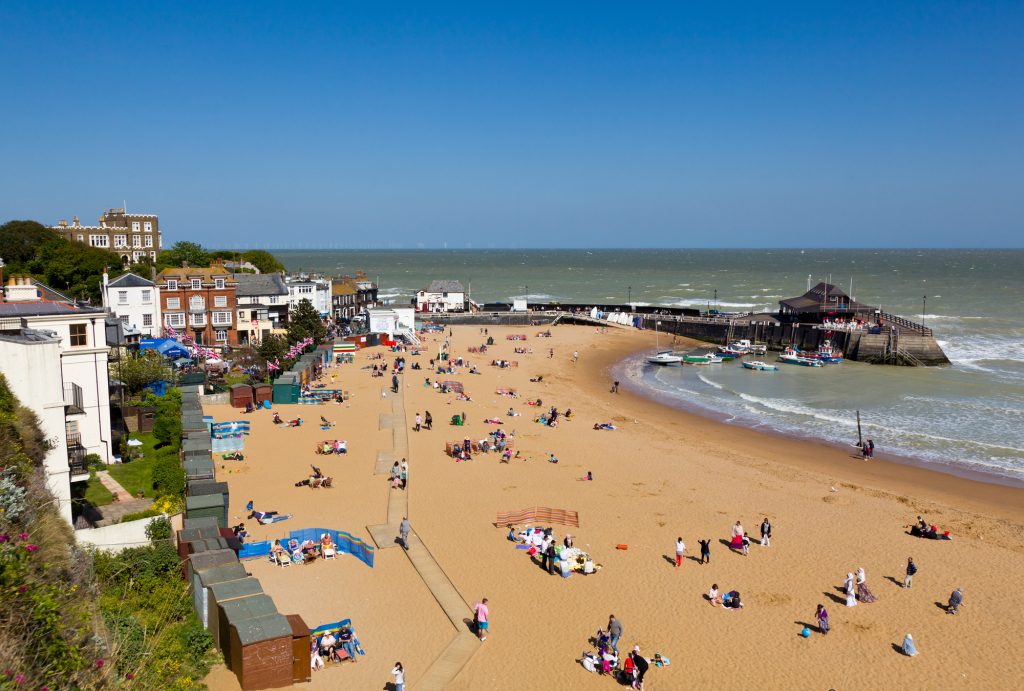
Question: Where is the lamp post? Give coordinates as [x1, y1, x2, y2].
[627, 285, 632, 309]
[714, 289, 718, 313]
[922, 295, 927, 332]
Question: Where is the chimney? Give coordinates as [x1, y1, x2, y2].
[4, 275, 41, 303]
[181, 261, 189, 269]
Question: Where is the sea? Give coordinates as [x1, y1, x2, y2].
[277, 249, 1024, 486]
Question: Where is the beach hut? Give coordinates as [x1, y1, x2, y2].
[186, 549, 237, 586]
[208, 578, 264, 652]
[183, 457, 216, 482]
[182, 434, 212, 459]
[285, 614, 312, 683]
[187, 479, 229, 500]
[186, 493, 228, 528]
[230, 384, 254, 409]
[177, 524, 223, 574]
[193, 562, 248, 627]
[220, 596, 293, 690]
[272, 373, 299, 404]
[182, 413, 208, 434]
[182, 515, 220, 531]
[252, 383, 273, 405]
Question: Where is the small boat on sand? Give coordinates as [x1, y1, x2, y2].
[683, 353, 723, 365]
[717, 346, 745, 359]
[647, 351, 683, 366]
[729, 339, 768, 355]
[742, 360, 779, 371]
[778, 347, 823, 367]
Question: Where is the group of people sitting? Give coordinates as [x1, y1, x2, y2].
[536, 406, 571, 427]
[315, 439, 348, 455]
[593, 422, 616, 430]
[510, 526, 597, 576]
[272, 412, 303, 427]
[581, 629, 665, 689]
[707, 584, 744, 609]
[294, 465, 333, 488]
[271, 533, 338, 564]
[311, 625, 362, 669]
[909, 515, 952, 540]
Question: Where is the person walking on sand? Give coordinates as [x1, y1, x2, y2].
[698, 539, 711, 564]
[947, 587, 963, 614]
[545, 541, 557, 575]
[741, 532, 751, 556]
[675, 537, 685, 568]
[607, 614, 623, 653]
[732, 520, 744, 538]
[760, 517, 772, 547]
[391, 373, 399, 393]
[391, 662, 405, 691]
[414, 413, 422, 432]
[572, 350, 579, 363]
[844, 572, 857, 607]
[399, 517, 410, 550]
[904, 557, 917, 588]
[816, 604, 830, 634]
[400, 459, 409, 489]
[424, 411, 432, 430]
[473, 598, 490, 640]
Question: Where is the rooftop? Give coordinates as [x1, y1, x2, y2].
[422, 279, 465, 293]
[234, 273, 288, 297]
[107, 272, 154, 288]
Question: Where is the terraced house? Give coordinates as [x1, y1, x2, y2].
[156, 262, 238, 347]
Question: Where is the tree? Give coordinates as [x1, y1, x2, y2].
[115, 350, 172, 394]
[0, 220, 59, 266]
[155, 241, 211, 271]
[257, 334, 289, 363]
[242, 250, 285, 274]
[287, 298, 326, 344]
[152, 389, 182, 448]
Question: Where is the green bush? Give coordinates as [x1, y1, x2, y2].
[85, 452, 104, 471]
[181, 620, 214, 659]
[146, 515, 173, 542]
[118, 507, 162, 523]
[152, 447, 185, 498]
[152, 389, 182, 449]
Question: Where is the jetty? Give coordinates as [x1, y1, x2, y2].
[417, 282, 950, 366]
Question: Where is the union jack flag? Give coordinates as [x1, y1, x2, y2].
[267, 360, 279, 372]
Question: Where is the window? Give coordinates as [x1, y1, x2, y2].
[132, 221, 140, 232]
[120, 315, 129, 325]
[166, 279, 178, 290]
[212, 311, 232, 325]
[117, 290, 128, 304]
[133, 235, 142, 248]
[144, 235, 153, 248]
[191, 279, 201, 290]
[298, 285, 313, 294]
[269, 296, 278, 304]
[114, 234, 127, 247]
[214, 295, 227, 307]
[238, 310, 245, 320]
[76, 234, 84, 242]
[144, 221, 152, 232]
[190, 313, 206, 326]
[89, 235, 109, 248]
[165, 313, 185, 327]
[214, 278, 225, 290]
[69, 323, 88, 347]
[189, 295, 205, 311]
[133, 251, 144, 262]
[150, 251, 156, 259]
[141, 289, 151, 303]
[166, 297, 180, 309]
[143, 314, 153, 327]
[215, 330, 228, 342]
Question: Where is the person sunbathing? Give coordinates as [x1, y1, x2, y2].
[272, 412, 283, 424]
[289, 417, 303, 427]
[334, 440, 347, 454]
[593, 422, 616, 430]
[529, 375, 543, 383]
[548, 453, 559, 464]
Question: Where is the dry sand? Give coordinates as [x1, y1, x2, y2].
[204, 324, 1024, 690]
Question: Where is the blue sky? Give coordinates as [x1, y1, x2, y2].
[1, 2, 1021, 248]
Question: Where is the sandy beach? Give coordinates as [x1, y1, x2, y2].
[205, 324, 1024, 690]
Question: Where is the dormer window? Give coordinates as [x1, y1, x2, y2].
[215, 278, 225, 290]
[167, 279, 178, 290]
[191, 278, 202, 290]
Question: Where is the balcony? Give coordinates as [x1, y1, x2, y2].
[67, 433, 88, 476]
[64, 382, 85, 415]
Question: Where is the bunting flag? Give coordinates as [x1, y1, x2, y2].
[167, 325, 178, 338]
[267, 360, 279, 372]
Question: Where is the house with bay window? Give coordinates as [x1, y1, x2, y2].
[156, 262, 238, 348]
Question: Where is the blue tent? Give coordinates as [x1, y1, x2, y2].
[139, 338, 190, 358]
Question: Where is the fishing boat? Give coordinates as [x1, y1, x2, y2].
[646, 321, 682, 365]
[742, 360, 779, 371]
[717, 346, 745, 358]
[683, 353, 723, 365]
[728, 339, 768, 355]
[647, 350, 683, 366]
[811, 340, 844, 363]
[778, 347, 823, 367]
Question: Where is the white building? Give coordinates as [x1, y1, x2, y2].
[234, 273, 289, 346]
[365, 306, 418, 342]
[415, 280, 466, 313]
[0, 277, 115, 525]
[285, 275, 331, 317]
[101, 271, 161, 338]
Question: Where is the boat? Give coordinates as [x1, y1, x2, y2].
[647, 350, 683, 366]
[717, 346, 746, 358]
[728, 339, 768, 355]
[646, 322, 682, 365]
[778, 347, 823, 367]
[683, 353, 723, 365]
[811, 339, 844, 363]
[742, 360, 779, 371]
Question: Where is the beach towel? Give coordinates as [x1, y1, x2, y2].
[495, 507, 580, 528]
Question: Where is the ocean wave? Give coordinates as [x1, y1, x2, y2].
[937, 337, 1024, 364]
[697, 374, 723, 390]
[668, 298, 764, 309]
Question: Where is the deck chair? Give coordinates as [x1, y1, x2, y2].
[323, 544, 337, 560]
[278, 553, 291, 568]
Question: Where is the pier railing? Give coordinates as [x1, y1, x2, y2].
[878, 312, 932, 336]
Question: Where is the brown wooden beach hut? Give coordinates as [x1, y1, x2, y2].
[207, 577, 264, 652]
[285, 614, 312, 683]
[220, 595, 292, 689]
[193, 562, 248, 628]
[230, 384, 254, 409]
[253, 383, 273, 405]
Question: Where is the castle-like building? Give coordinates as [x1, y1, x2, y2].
[51, 207, 163, 265]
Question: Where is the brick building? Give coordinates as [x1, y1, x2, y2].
[156, 263, 238, 348]
[51, 208, 163, 266]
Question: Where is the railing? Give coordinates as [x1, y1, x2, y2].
[879, 311, 932, 336]
[67, 433, 88, 474]
[64, 382, 85, 415]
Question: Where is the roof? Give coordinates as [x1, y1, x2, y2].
[332, 278, 357, 296]
[108, 272, 154, 288]
[0, 302, 105, 317]
[156, 264, 233, 283]
[422, 280, 465, 294]
[30, 280, 74, 302]
[779, 282, 873, 314]
[233, 273, 287, 297]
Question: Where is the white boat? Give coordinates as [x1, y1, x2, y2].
[778, 347, 823, 367]
[683, 353, 723, 365]
[647, 350, 683, 366]
[742, 360, 778, 371]
[729, 339, 768, 355]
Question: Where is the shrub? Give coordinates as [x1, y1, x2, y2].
[118, 507, 162, 523]
[152, 389, 182, 449]
[145, 515, 172, 542]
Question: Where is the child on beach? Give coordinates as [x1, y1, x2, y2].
[675, 537, 685, 567]
[698, 539, 711, 564]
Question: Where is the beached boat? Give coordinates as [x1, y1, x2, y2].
[778, 347, 823, 367]
[810, 340, 844, 363]
[647, 351, 683, 366]
[683, 353, 723, 365]
[742, 360, 779, 371]
[728, 339, 768, 355]
[717, 346, 746, 358]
